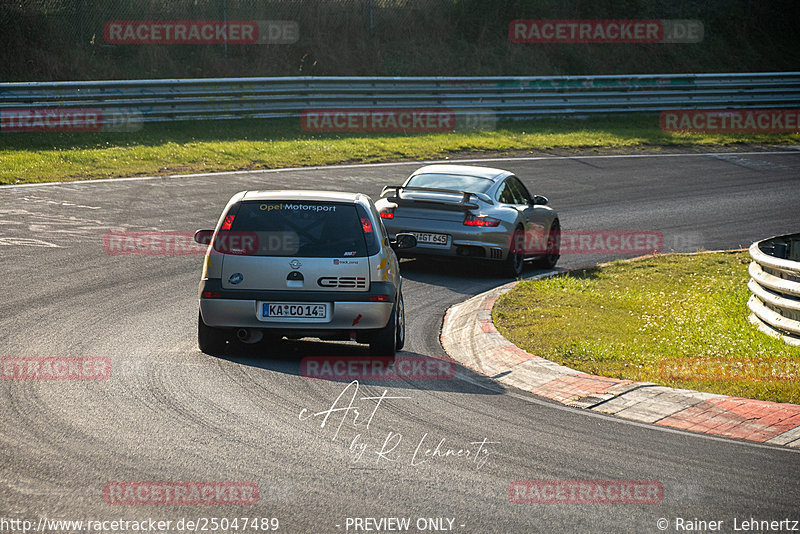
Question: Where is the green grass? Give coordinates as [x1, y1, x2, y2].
[493, 252, 800, 404]
[2, 115, 798, 184]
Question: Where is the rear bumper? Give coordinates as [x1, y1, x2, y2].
[387, 220, 512, 260]
[198, 278, 395, 330]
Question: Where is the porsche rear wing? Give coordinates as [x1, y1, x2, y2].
[379, 186, 493, 210]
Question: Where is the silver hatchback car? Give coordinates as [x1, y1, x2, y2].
[375, 164, 560, 277]
[194, 191, 416, 355]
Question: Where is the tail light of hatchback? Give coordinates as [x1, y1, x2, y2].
[361, 217, 374, 234]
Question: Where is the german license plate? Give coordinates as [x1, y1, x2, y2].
[260, 302, 328, 320]
[411, 232, 448, 245]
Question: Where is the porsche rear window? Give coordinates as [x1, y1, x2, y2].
[223, 201, 370, 257]
[405, 173, 493, 193]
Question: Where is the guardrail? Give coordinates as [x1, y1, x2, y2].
[1, 72, 799, 125]
[748, 234, 800, 346]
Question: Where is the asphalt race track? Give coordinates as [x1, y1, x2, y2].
[1, 151, 799, 533]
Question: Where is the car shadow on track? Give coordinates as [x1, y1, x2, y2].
[398, 257, 557, 294]
[204, 339, 505, 395]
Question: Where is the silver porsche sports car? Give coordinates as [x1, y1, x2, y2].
[374, 164, 560, 277]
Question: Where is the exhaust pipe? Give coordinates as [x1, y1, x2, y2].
[236, 328, 263, 344]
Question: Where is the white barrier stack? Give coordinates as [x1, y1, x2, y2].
[748, 234, 800, 346]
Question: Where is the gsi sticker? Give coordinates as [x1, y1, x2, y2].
[317, 277, 366, 288]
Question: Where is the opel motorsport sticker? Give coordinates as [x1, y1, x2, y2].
[259, 203, 337, 212]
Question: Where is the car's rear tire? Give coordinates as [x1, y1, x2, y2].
[503, 226, 526, 278]
[198, 310, 228, 354]
[533, 219, 560, 269]
[395, 292, 405, 351]
[369, 297, 401, 356]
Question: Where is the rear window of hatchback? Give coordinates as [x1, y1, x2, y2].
[218, 200, 379, 257]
